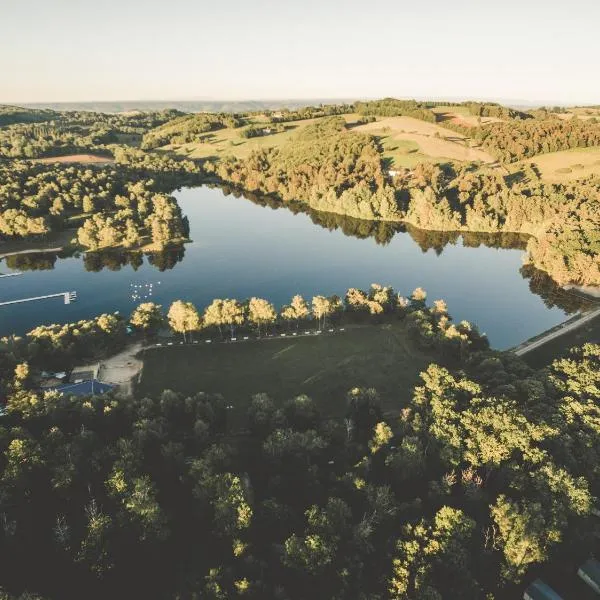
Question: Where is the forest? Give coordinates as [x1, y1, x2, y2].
[0, 288, 598, 599]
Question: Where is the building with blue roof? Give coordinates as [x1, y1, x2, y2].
[49, 379, 115, 397]
[578, 558, 600, 594]
[523, 579, 563, 600]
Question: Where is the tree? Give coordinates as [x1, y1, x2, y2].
[130, 302, 164, 337]
[311, 295, 331, 331]
[167, 300, 201, 342]
[280, 294, 310, 330]
[247, 297, 276, 337]
[220, 299, 246, 339]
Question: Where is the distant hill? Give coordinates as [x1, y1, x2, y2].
[0, 104, 59, 126]
[17, 99, 360, 114]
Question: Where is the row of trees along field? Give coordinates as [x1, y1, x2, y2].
[0, 302, 598, 599]
[132, 284, 487, 355]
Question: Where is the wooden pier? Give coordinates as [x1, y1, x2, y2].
[0, 291, 77, 307]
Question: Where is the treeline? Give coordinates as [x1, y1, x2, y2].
[239, 123, 285, 138]
[464, 102, 531, 120]
[400, 163, 600, 286]
[475, 118, 600, 162]
[0, 305, 598, 598]
[355, 98, 437, 122]
[267, 103, 353, 123]
[132, 284, 488, 358]
[141, 113, 245, 149]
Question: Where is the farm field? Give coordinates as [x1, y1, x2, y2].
[353, 115, 496, 167]
[526, 146, 600, 182]
[137, 321, 437, 420]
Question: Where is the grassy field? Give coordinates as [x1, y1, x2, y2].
[353, 116, 495, 167]
[168, 117, 323, 160]
[525, 146, 600, 182]
[137, 322, 437, 420]
[166, 112, 495, 167]
[522, 312, 600, 369]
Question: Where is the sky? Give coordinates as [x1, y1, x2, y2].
[2, 0, 599, 105]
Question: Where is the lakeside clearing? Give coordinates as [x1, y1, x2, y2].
[0, 229, 75, 260]
[137, 321, 437, 419]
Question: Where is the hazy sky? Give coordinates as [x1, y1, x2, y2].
[2, 0, 599, 104]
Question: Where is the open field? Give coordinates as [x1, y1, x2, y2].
[34, 153, 115, 164]
[431, 106, 504, 127]
[353, 116, 496, 167]
[137, 322, 437, 419]
[556, 106, 600, 121]
[169, 117, 323, 160]
[525, 146, 600, 182]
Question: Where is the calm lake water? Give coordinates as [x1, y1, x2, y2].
[0, 186, 571, 349]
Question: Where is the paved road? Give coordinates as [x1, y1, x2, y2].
[514, 307, 600, 356]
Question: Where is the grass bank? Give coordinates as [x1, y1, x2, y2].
[522, 312, 600, 368]
[137, 322, 437, 419]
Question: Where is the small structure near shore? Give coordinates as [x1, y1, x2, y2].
[48, 379, 115, 397]
[523, 579, 563, 600]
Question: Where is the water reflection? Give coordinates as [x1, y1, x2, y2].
[0, 185, 585, 347]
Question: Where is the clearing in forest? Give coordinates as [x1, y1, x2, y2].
[35, 153, 115, 164]
[137, 321, 437, 419]
[431, 106, 504, 127]
[353, 116, 496, 167]
[526, 146, 600, 182]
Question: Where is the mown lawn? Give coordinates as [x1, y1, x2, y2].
[137, 322, 437, 418]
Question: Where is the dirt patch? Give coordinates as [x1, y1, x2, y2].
[96, 342, 145, 395]
[35, 154, 114, 165]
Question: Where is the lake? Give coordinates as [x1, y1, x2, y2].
[0, 186, 572, 349]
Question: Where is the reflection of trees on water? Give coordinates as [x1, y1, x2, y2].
[83, 251, 144, 272]
[520, 265, 592, 314]
[146, 246, 186, 271]
[217, 184, 587, 312]
[4, 252, 58, 271]
[82, 247, 185, 273]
